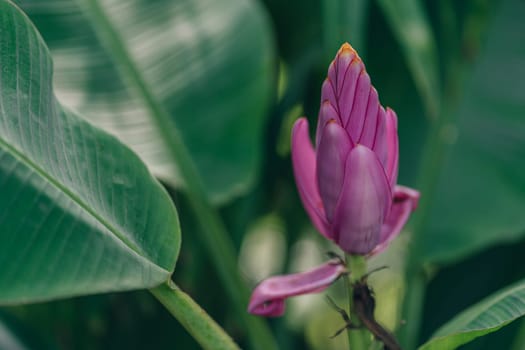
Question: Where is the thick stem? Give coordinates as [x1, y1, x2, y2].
[150, 281, 240, 350]
[77, 1, 278, 349]
[345, 255, 370, 350]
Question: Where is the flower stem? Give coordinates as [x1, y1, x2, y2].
[345, 254, 370, 350]
[150, 281, 240, 350]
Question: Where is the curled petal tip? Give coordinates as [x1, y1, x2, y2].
[386, 107, 398, 128]
[247, 260, 346, 317]
[370, 186, 420, 256]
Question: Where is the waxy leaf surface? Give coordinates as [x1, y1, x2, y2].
[16, 0, 274, 203]
[0, 0, 180, 304]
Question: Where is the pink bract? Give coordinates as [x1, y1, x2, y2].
[248, 43, 420, 318]
[291, 43, 419, 255]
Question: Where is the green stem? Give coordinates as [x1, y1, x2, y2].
[150, 281, 240, 350]
[399, 8, 465, 345]
[345, 255, 370, 350]
[77, 1, 277, 349]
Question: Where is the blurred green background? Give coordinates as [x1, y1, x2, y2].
[2, 0, 525, 349]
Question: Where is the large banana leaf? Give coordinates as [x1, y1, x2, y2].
[419, 278, 525, 350]
[419, 0, 525, 263]
[0, 0, 180, 304]
[16, 0, 275, 203]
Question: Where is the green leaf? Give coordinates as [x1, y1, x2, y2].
[15, 0, 275, 203]
[419, 0, 525, 263]
[419, 278, 525, 350]
[376, 0, 440, 119]
[0, 0, 180, 304]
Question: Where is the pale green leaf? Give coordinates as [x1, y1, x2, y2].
[419, 279, 525, 350]
[0, 0, 180, 304]
[16, 0, 275, 203]
[420, 0, 525, 263]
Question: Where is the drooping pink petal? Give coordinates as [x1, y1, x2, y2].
[385, 108, 399, 189]
[315, 100, 340, 147]
[369, 186, 420, 256]
[291, 118, 331, 238]
[316, 121, 353, 222]
[247, 260, 346, 317]
[332, 145, 392, 254]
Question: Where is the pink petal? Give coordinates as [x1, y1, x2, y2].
[315, 100, 340, 147]
[320, 79, 337, 113]
[336, 60, 363, 127]
[291, 118, 331, 238]
[334, 48, 354, 93]
[385, 108, 399, 189]
[247, 260, 346, 317]
[332, 145, 392, 254]
[323, 44, 364, 127]
[370, 186, 420, 256]
[345, 73, 372, 142]
[316, 121, 353, 222]
[357, 87, 380, 148]
[372, 106, 388, 167]
[327, 60, 338, 96]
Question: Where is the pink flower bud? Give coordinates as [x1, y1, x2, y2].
[291, 43, 419, 255]
[248, 43, 420, 319]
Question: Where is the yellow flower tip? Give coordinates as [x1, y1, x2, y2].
[337, 42, 363, 66]
[340, 42, 354, 51]
[338, 42, 358, 56]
